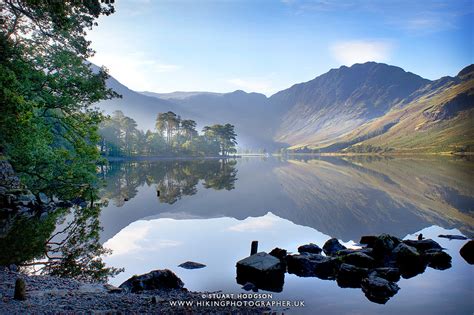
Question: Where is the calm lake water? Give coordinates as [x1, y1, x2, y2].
[99, 156, 474, 314]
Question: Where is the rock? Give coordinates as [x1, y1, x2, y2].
[361, 275, 400, 304]
[269, 247, 287, 260]
[391, 243, 425, 278]
[438, 234, 468, 240]
[336, 263, 369, 288]
[55, 200, 73, 208]
[241, 282, 257, 291]
[9, 264, 18, 272]
[287, 253, 340, 280]
[403, 239, 443, 252]
[17, 192, 37, 206]
[104, 284, 123, 293]
[37, 192, 50, 204]
[371, 267, 400, 282]
[323, 238, 346, 256]
[341, 252, 376, 268]
[14, 278, 26, 300]
[178, 261, 206, 269]
[298, 243, 322, 254]
[236, 252, 285, 292]
[423, 249, 452, 270]
[460, 240, 474, 265]
[335, 248, 374, 257]
[119, 269, 184, 293]
[39, 212, 48, 221]
[360, 236, 377, 247]
[372, 234, 401, 259]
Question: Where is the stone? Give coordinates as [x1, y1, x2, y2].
[119, 269, 184, 293]
[178, 261, 206, 269]
[323, 238, 346, 256]
[438, 234, 468, 240]
[372, 234, 401, 259]
[360, 236, 378, 247]
[298, 243, 322, 254]
[403, 239, 443, 252]
[269, 247, 287, 260]
[460, 240, 474, 265]
[341, 252, 376, 268]
[236, 252, 285, 292]
[336, 263, 369, 288]
[371, 267, 400, 282]
[391, 243, 425, 278]
[287, 253, 340, 279]
[14, 278, 26, 300]
[423, 249, 451, 270]
[241, 282, 257, 291]
[361, 275, 400, 304]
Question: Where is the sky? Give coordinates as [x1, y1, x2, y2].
[87, 0, 474, 96]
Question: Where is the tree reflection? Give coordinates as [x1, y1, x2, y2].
[99, 159, 238, 205]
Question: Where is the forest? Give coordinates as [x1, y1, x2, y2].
[98, 111, 238, 157]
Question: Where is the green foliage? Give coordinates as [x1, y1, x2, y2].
[1, 1, 118, 199]
[99, 111, 238, 157]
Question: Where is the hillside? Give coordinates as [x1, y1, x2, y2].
[314, 65, 474, 153]
[270, 62, 431, 148]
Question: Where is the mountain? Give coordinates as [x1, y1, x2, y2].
[95, 62, 472, 153]
[269, 62, 431, 148]
[316, 64, 474, 153]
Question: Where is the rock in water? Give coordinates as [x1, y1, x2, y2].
[287, 253, 340, 279]
[269, 247, 287, 260]
[392, 243, 425, 278]
[460, 240, 474, 265]
[361, 275, 400, 304]
[372, 234, 401, 259]
[298, 243, 322, 254]
[336, 263, 369, 288]
[14, 278, 26, 300]
[119, 269, 184, 293]
[341, 252, 376, 268]
[371, 267, 400, 282]
[236, 252, 285, 292]
[178, 261, 206, 269]
[323, 238, 346, 256]
[438, 234, 468, 240]
[423, 250, 452, 270]
[403, 239, 442, 252]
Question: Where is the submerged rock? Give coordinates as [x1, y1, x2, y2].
[287, 253, 340, 280]
[361, 275, 400, 304]
[460, 240, 474, 265]
[119, 269, 184, 293]
[323, 238, 346, 256]
[178, 261, 206, 269]
[298, 243, 322, 254]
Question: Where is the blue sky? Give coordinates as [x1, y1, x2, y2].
[87, 0, 473, 96]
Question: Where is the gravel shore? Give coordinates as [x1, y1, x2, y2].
[0, 269, 270, 314]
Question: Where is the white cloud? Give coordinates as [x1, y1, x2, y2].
[227, 214, 279, 232]
[330, 40, 393, 66]
[88, 52, 181, 91]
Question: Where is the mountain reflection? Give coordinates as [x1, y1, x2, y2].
[98, 156, 473, 243]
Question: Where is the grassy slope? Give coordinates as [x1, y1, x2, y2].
[293, 77, 474, 153]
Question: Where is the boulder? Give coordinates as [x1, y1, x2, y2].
[391, 243, 425, 278]
[371, 267, 400, 282]
[37, 192, 50, 204]
[438, 234, 468, 240]
[372, 234, 401, 259]
[119, 269, 184, 293]
[460, 240, 474, 265]
[287, 253, 340, 279]
[403, 239, 442, 252]
[298, 243, 322, 255]
[178, 261, 206, 269]
[423, 250, 451, 270]
[360, 236, 378, 247]
[323, 238, 346, 256]
[236, 252, 285, 292]
[269, 247, 287, 260]
[361, 275, 400, 304]
[341, 252, 376, 268]
[336, 263, 368, 288]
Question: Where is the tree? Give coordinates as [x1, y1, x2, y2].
[1, 1, 118, 197]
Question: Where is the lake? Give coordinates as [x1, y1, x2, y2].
[98, 156, 474, 314]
